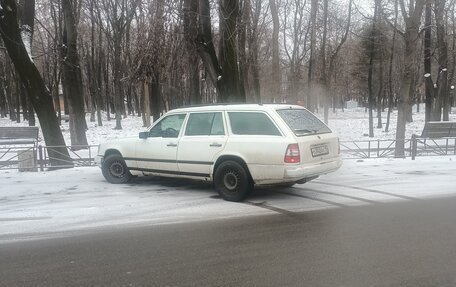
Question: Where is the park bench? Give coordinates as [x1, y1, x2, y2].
[0, 127, 40, 171]
[0, 126, 39, 146]
[411, 121, 456, 160]
[419, 121, 456, 138]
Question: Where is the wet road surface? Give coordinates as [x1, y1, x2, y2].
[2, 195, 456, 286]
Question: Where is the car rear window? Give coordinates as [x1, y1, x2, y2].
[277, 109, 331, 136]
[228, 112, 281, 136]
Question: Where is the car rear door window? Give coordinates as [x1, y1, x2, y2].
[228, 112, 281, 136]
[277, 109, 331, 136]
[185, 112, 225, 136]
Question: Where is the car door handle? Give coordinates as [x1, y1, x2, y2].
[167, 143, 178, 147]
[210, 143, 222, 147]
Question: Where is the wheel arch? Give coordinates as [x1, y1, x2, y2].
[104, 148, 122, 157]
[213, 155, 254, 183]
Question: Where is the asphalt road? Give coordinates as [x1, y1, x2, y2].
[1, 196, 456, 287]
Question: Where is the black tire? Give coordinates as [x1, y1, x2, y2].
[102, 154, 132, 184]
[214, 160, 252, 202]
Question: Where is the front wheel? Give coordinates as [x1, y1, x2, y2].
[214, 160, 252, 202]
[102, 154, 132, 184]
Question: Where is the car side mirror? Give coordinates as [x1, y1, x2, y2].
[139, 131, 149, 139]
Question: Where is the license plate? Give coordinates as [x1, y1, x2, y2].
[311, 144, 329, 157]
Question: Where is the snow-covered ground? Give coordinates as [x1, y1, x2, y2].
[1, 105, 455, 243]
[0, 156, 455, 243]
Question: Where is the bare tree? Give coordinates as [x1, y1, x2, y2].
[61, 0, 88, 147]
[195, 0, 244, 102]
[423, 0, 432, 122]
[394, 0, 425, 157]
[435, 0, 449, 121]
[307, 0, 318, 112]
[218, 0, 243, 102]
[0, 0, 72, 167]
[183, 0, 200, 104]
[20, 0, 36, 126]
[100, 0, 139, 129]
[269, 0, 280, 103]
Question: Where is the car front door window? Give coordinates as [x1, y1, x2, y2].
[149, 114, 186, 138]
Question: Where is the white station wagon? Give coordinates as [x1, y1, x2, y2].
[95, 104, 342, 201]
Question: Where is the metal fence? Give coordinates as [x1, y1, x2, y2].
[340, 137, 456, 159]
[0, 145, 98, 171]
[1, 138, 455, 171]
[340, 139, 413, 158]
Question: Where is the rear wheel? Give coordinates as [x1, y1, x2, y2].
[102, 154, 132, 184]
[214, 160, 252, 202]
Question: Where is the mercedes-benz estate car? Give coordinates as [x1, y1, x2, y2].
[95, 104, 342, 201]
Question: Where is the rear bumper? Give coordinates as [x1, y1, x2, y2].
[250, 157, 342, 185]
[284, 157, 342, 180]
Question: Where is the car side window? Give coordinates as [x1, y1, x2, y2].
[210, 113, 225, 135]
[185, 112, 225, 136]
[149, 114, 186, 138]
[228, 112, 281, 136]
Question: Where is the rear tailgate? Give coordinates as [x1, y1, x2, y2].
[297, 133, 339, 163]
[275, 107, 339, 163]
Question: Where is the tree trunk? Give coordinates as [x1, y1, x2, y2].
[307, 0, 318, 112]
[367, 28, 375, 138]
[424, 0, 432, 122]
[196, 0, 244, 103]
[269, 0, 280, 103]
[321, 0, 329, 124]
[142, 81, 151, 127]
[196, 0, 222, 91]
[376, 49, 384, 129]
[238, 0, 249, 102]
[435, 0, 448, 121]
[385, 0, 398, 132]
[150, 74, 161, 122]
[113, 31, 123, 129]
[61, 0, 88, 147]
[218, 0, 242, 102]
[183, 0, 200, 104]
[249, 0, 261, 103]
[0, 0, 72, 167]
[395, 0, 425, 157]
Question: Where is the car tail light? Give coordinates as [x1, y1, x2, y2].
[284, 144, 300, 163]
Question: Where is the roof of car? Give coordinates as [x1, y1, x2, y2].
[169, 103, 306, 113]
